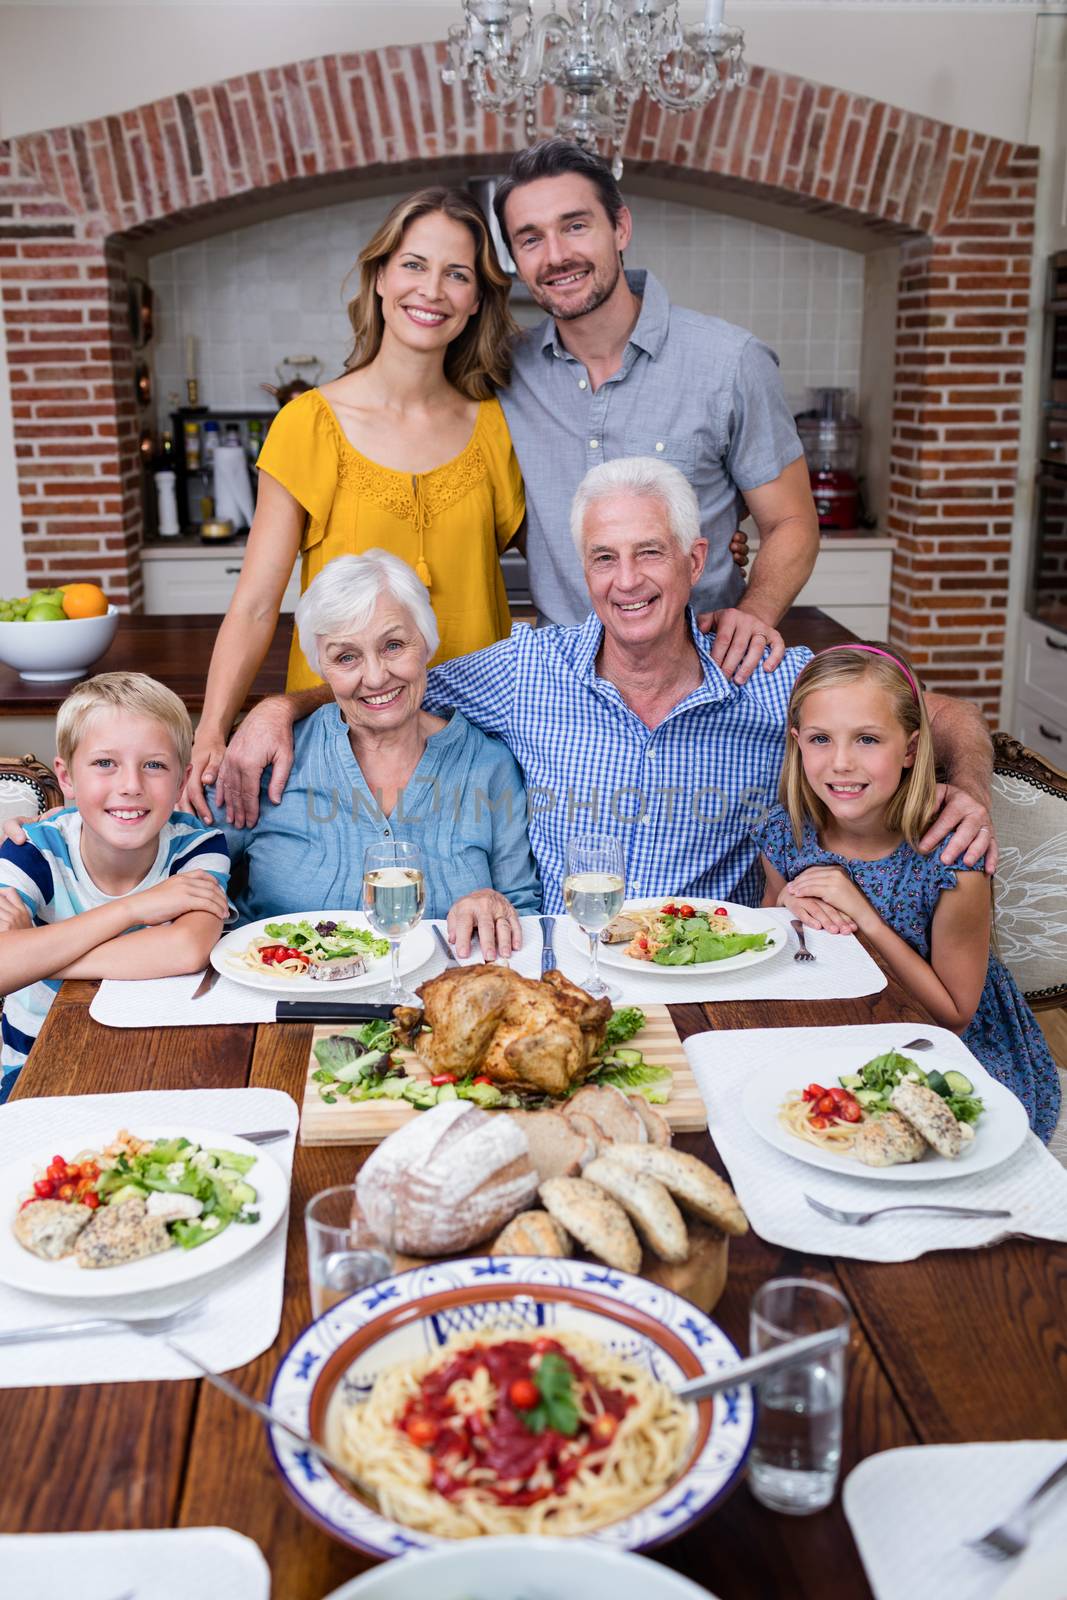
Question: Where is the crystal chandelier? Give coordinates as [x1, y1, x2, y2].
[443, 1, 746, 178]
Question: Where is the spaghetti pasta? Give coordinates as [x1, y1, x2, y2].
[334, 1327, 694, 1538]
[777, 1092, 862, 1154]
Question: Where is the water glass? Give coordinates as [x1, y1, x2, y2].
[362, 838, 425, 1006]
[748, 1276, 851, 1515]
[305, 1186, 394, 1319]
[563, 831, 626, 1000]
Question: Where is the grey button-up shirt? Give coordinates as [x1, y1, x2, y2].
[499, 269, 805, 627]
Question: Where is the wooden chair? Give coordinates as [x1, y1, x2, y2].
[0, 752, 63, 826]
[991, 734, 1067, 1162]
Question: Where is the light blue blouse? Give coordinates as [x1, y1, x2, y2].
[216, 706, 541, 926]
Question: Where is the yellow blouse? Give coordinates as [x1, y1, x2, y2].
[256, 389, 525, 689]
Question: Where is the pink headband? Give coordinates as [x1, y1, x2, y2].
[817, 644, 920, 702]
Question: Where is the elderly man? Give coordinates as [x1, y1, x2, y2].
[206, 458, 996, 917]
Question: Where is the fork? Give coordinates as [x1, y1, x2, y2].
[804, 1193, 1012, 1227]
[0, 1294, 207, 1347]
[791, 918, 815, 962]
[966, 1457, 1067, 1559]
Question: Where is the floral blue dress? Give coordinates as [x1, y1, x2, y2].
[753, 803, 1061, 1143]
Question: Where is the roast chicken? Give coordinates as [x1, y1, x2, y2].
[396, 967, 613, 1098]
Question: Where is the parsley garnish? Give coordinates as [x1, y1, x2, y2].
[517, 1352, 581, 1437]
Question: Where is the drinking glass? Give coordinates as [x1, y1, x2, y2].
[362, 839, 425, 1006]
[748, 1276, 851, 1515]
[563, 832, 625, 1000]
[305, 1186, 394, 1319]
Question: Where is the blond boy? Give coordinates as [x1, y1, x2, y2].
[0, 672, 230, 1097]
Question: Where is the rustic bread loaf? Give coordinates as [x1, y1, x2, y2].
[604, 1144, 749, 1236]
[505, 1109, 594, 1180]
[564, 1110, 607, 1160]
[566, 1084, 648, 1144]
[627, 1095, 671, 1146]
[357, 1102, 538, 1256]
[490, 1210, 572, 1257]
[583, 1156, 689, 1264]
[538, 1176, 642, 1273]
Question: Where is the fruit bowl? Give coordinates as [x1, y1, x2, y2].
[0, 606, 119, 681]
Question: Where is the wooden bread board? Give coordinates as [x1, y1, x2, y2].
[299, 1004, 707, 1146]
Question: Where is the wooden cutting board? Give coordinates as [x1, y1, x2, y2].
[299, 1004, 707, 1146]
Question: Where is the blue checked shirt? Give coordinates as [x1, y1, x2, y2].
[423, 613, 811, 913]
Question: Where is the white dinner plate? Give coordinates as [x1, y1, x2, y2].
[0, 1125, 289, 1298]
[211, 909, 435, 993]
[741, 1046, 1030, 1182]
[565, 898, 785, 977]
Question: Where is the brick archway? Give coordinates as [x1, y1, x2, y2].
[0, 41, 1038, 711]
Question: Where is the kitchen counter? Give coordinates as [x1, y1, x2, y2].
[0, 607, 856, 763]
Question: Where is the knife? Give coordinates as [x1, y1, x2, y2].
[275, 1001, 398, 1023]
[191, 966, 220, 1000]
[432, 923, 459, 967]
[540, 914, 556, 975]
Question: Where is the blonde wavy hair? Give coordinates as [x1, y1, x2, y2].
[780, 644, 937, 849]
[344, 187, 516, 399]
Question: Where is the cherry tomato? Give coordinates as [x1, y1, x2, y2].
[82, 1190, 101, 1209]
[405, 1415, 439, 1448]
[472, 1075, 493, 1086]
[78, 1160, 100, 1180]
[590, 1414, 618, 1444]
[532, 1336, 555, 1353]
[815, 1092, 837, 1116]
[802, 1083, 827, 1102]
[637, 935, 649, 951]
[834, 1098, 863, 1124]
[714, 906, 728, 916]
[33, 1178, 55, 1199]
[509, 1378, 540, 1411]
[431, 1073, 458, 1087]
[261, 944, 310, 967]
[808, 1114, 829, 1130]
[57, 1181, 76, 1202]
[679, 904, 696, 918]
[662, 903, 677, 916]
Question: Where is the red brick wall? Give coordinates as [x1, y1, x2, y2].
[0, 45, 1037, 712]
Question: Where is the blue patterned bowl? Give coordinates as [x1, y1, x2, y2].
[268, 1255, 756, 1559]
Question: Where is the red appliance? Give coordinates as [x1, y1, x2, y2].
[796, 388, 861, 531]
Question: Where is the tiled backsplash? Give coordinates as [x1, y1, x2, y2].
[148, 190, 864, 420]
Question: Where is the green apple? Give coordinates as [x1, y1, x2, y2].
[25, 602, 67, 622]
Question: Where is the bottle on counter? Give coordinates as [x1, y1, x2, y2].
[157, 430, 176, 472]
[154, 470, 180, 537]
[183, 419, 201, 472]
[202, 419, 221, 469]
[247, 418, 264, 465]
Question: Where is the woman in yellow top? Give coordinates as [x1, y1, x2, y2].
[186, 186, 523, 815]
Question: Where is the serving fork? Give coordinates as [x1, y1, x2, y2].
[966, 1456, 1067, 1559]
[790, 918, 815, 962]
[0, 1294, 207, 1347]
[804, 1193, 1012, 1228]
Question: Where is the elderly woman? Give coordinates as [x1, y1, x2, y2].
[217, 551, 539, 958]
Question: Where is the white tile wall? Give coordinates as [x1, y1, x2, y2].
[148, 190, 865, 420]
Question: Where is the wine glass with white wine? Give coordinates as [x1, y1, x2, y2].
[563, 832, 625, 1001]
[362, 840, 425, 1006]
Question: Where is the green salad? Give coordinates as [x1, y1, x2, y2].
[650, 911, 771, 966]
[262, 918, 389, 962]
[841, 1050, 985, 1126]
[312, 1005, 674, 1109]
[95, 1136, 260, 1248]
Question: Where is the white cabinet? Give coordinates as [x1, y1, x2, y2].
[746, 535, 894, 638]
[1011, 615, 1067, 766]
[141, 546, 301, 615]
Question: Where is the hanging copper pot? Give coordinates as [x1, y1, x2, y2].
[262, 354, 323, 409]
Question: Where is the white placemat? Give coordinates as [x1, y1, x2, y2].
[0, 1527, 271, 1595]
[89, 909, 884, 1026]
[844, 1442, 1067, 1600]
[489, 911, 883, 1004]
[0, 1088, 296, 1386]
[683, 1024, 1067, 1261]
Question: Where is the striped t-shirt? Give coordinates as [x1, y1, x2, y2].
[0, 808, 230, 1096]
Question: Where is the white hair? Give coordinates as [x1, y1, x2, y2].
[294, 550, 439, 674]
[569, 456, 702, 557]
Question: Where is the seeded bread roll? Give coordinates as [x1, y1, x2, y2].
[604, 1145, 749, 1236]
[538, 1176, 642, 1274]
[890, 1079, 963, 1159]
[357, 1102, 538, 1256]
[583, 1157, 688, 1264]
[490, 1210, 572, 1257]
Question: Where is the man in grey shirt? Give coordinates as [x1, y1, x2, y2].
[494, 139, 820, 686]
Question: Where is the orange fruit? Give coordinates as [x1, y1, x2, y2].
[61, 582, 108, 619]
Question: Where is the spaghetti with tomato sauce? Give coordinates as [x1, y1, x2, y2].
[334, 1328, 694, 1537]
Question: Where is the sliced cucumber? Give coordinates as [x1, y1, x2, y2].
[943, 1069, 974, 1095]
[925, 1070, 949, 1098]
[854, 1088, 884, 1108]
[612, 1047, 645, 1067]
[435, 1083, 459, 1102]
[838, 1073, 864, 1091]
[108, 1181, 149, 1205]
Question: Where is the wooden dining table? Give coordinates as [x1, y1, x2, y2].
[3, 961, 1065, 1599]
